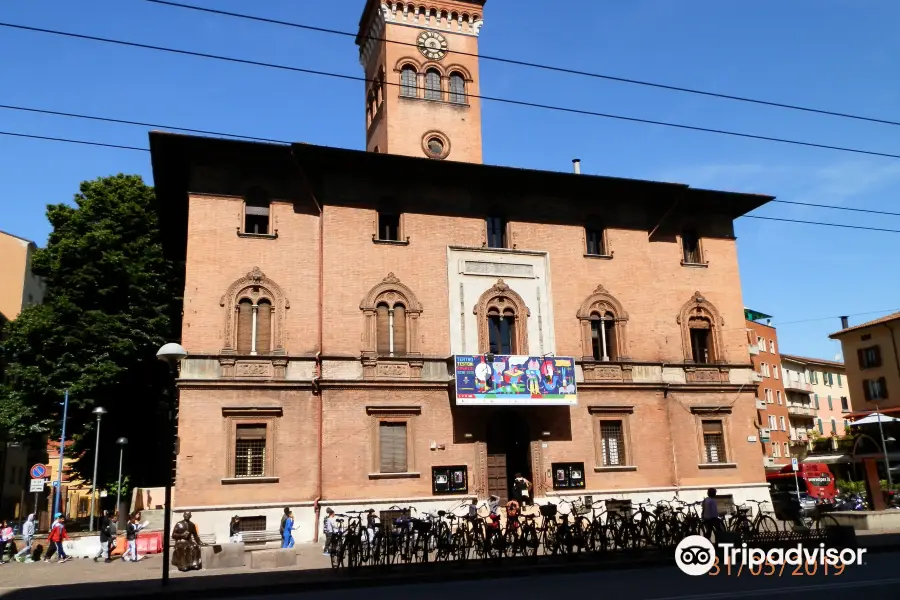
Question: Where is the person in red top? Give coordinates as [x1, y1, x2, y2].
[43, 514, 71, 563]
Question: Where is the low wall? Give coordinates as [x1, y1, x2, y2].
[829, 510, 900, 531]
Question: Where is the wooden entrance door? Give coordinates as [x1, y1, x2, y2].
[487, 454, 508, 504]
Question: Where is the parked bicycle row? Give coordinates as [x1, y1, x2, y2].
[323, 490, 841, 569]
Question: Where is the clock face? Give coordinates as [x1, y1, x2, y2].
[417, 31, 449, 61]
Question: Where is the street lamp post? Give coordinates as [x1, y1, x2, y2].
[874, 405, 894, 490]
[157, 342, 187, 586]
[88, 406, 107, 532]
[115, 437, 128, 524]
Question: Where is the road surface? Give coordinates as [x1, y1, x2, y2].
[228, 551, 900, 600]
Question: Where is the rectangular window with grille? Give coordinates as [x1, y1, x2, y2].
[379, 422, 408, 473]
[239, 516, 266, 532]
[599, 420, 626, 466]
[234, 425, 266, 478]
[702, 420, 726, 464]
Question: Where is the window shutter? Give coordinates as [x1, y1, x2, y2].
[857, 349, 865, 368]
[827, 396, 833, 410]
[376, 304, 390, 355]
[874, 346, 882, 367]
[814, 394, 819, 409]
[393, 305, 407, 356]
[880, 377, 889, 399]
[818, 419, 823, 434]
[863, 381, 872, 401]
[256, 301, 272, 355]
[379, 422, 408, 473]
[831, 419, 836, 435]
[237, 301, 253, 354]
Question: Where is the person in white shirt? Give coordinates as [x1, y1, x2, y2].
[322, 508, 335, 556]
[15, 514, 35, 562]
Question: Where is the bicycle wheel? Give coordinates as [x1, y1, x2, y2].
[755, 515, 779, 534]
[521, 527, 539, 557]
[330, 538, 345, 569]
[816, 514, 840, 531]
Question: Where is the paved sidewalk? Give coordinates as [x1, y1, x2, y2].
[0, 543, 330, 594]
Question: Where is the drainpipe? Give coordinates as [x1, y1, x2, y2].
[292, 148, 325, 543]
[664, 386, 680, 493]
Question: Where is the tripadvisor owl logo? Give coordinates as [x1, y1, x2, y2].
[675, 536, 716, 576]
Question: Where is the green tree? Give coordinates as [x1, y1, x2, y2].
[0, 174, 180, 489]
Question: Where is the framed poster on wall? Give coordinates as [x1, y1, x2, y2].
[551, 462, 585, 490]
[432, 466, 468, 494]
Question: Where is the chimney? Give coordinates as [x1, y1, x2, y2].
[840, 315, 849, 329]
[572, 159, 581, 174]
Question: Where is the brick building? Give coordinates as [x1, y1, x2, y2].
[745, 310, 790, 470]
[149, 0, 770, 543]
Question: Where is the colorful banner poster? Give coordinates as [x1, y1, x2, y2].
[454, 355, 577, 405]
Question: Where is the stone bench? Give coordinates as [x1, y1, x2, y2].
[201, 542, 246, 570]
[241, 530, 282, 546]
[249, 548, 297, 569]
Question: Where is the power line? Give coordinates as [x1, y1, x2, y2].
[0, 130, 148, 152]
[2, 101, 897, 219]
[769, 199, 900, 218]
[142, 0, 900, 130]
[774, 309, 900, 327]
[5, 21, 900, 162]
[743, 215, 900, 233]
[0, 103, 289, 145]
[2, 126, 899, 235]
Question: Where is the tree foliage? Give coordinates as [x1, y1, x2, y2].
[0, 174, 180, 488]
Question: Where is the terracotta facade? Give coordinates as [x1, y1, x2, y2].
[149, 0, 772, 543]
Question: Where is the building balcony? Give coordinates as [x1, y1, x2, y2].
[783, 380, 812, 394]
[787, 404, 816, 418]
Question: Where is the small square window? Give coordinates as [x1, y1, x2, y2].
[234, 425, 266, 478]
[702, 420, 726, 463]
[378, 212, 400, 241]
[379, 422, 408, 473]
[585, 227, 607, 256]
[600, 420, 626, 466]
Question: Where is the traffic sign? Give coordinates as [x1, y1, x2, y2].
[52, 480, 60, 488]
[791, 458, 799, 472]
[29, 479, 45, 493]
[30, 464, 46, 479]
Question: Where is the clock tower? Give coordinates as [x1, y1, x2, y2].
[356, 1, 486, 164]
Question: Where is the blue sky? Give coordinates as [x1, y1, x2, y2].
[1, 0, 898, 360]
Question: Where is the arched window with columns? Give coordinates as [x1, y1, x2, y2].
[400, 65, 418, 97]
[361, 273, 423, 357]
[220, 267, 289, 356]
[474, 279, 530, 355]
[677, 292, 725, 364]
[577, 284, 629, 361]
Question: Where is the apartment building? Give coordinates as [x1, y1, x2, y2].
[830, 313, 900, 415]
[745, 309, 790, 470]
[781, 354, 852, 447]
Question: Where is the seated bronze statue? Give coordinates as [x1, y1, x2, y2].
[171, 511, 204, 571]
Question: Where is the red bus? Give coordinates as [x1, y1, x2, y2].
[766, 462, 837, 502]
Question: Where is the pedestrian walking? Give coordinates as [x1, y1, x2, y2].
[14, 514, 35, 563]
[322, 508, 335, 555]
[43, 514, 71, 563]
[702, 488, 723, 539]
[279, 506, 290, 539]
[512, 473, 533, 506]
[281, 511, 297, 549]
[123, 513, 147, 562]
[0, 520, 15, 563]
[94, 510, 114, 562]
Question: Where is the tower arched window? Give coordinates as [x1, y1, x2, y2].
[578, 284, 629, 361]
[221, 267, 289, 356]
[449, 72, 466, 104]
[400, 66, 418, 97]
[425, 69, 442, 100]
[361, 273, 423, 358]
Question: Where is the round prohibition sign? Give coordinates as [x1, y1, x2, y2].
[30, 464, 47, 479]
